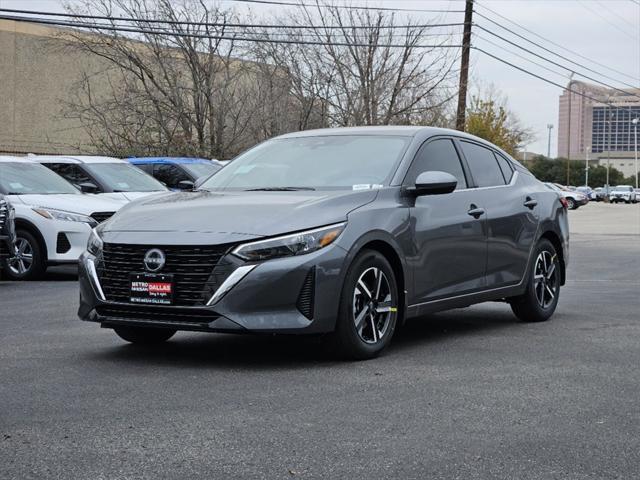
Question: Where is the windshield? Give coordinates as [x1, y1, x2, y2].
[84, 163, 166, 192]
[199, 135, 411, 191]
[182, 162, 221, 179]
[613, 186, 632, 191]
[0, 162, 80, 195]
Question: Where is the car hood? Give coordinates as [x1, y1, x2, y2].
[102, 189, 378, 240]
[99, 191, 161, 202]
[9, 194, 125, 215]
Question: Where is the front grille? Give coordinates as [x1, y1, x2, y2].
[56, 232, 71, 254]
[96, 304, 219, 325]
[96, 243, 235, 306]
[91, 211, 115, 224]
[296, 267, 316, 319]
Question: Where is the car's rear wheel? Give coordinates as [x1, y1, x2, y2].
[329, 249, 399, 360]
[113, 326, 176, 344]
[510, 239, 560, 323]
[2, 230, 47, 280]
[566, 198, 576, 210]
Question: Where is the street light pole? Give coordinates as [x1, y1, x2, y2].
[547, 124, 553, 158]
[585, 146, 590, 187]
[633, 118, 639, 189]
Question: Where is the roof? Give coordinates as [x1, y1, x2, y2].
[278, 126, 427, 138]
[128, 157, 217, 165]
[0, 155, 36, 163]
[30, 155, 126, 164]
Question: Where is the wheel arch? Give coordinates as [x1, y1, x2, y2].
[14, 218, 48, 260]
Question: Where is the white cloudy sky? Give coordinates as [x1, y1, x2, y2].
[1, 0, 639, 156]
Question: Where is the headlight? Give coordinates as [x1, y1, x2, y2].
[87, 228, 103, 256]
[232, 222, 346, 261]
[32, 207, 97, 226]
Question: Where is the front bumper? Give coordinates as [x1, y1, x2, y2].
[42, 221, 94, 264]
[78, 243, 349, 335]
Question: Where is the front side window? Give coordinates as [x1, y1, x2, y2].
[460, 141, 506, 187]
[83, 163, 166, 192]
[46, 164, 95, 189]
[0, 162, 80, 195]
[199, 135, 411, 191]
[404, 138, 467, 189]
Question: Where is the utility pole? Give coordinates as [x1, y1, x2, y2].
[566, 74, 574, 185]
[633, 118, 638, 189]
[585, 146, 590, 187]
[547, 124, 554, 158]
[455, 0, 474, 131]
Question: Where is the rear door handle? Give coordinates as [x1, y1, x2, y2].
[467, 205, 485, 218]
[524, 197, 538, 209]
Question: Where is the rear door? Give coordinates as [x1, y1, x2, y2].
[457, 141, 539, 288]
[406, 137, 488, 304]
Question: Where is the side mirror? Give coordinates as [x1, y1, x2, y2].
[79, 182, 99, 194]
[410, 171, 457, 196]
[177, 180, 195, 191]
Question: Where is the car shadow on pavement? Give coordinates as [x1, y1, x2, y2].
[82, 305, 522, 369]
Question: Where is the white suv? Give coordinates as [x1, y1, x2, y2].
[0, 156, 125, 280]
[609, 185, 638, 204]
[33, 155, 167, 202]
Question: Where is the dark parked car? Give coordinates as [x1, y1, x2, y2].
[79, 127, 569, 359]
[128, 157, 223, 191]
[0, 194, 16, 271]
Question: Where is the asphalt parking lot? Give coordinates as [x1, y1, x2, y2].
[1, 203, 639, 479]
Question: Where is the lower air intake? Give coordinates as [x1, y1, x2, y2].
[296, 267, 316, 320]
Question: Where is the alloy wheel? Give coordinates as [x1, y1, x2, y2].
[8, 237, 34, 276]
[533, 250, 558, 309]
[352, 267, 395, 344]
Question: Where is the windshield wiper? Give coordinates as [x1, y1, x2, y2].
[244, 186, 316, 191]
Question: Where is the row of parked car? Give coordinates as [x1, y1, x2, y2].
[0, 155, 223, 280]
[543, 183, 639, 209]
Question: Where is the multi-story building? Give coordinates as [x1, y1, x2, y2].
[557, 81, 640, 179]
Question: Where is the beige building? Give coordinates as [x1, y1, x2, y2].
[0, 19, 110, 154]
[557, 80, 640, 161]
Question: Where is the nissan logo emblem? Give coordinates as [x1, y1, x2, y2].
[143, 248, 166, 272]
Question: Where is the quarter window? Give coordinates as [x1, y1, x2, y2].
[460, 141, 506, 187]
[494, 153, 514, 183]
[405, 139, 467, 189]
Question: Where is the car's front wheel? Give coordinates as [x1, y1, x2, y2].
[113, 326, 176, 344]
[509, 239, 561, 323]
[329, 249, 399, 360]
[2, 230, 47, 280]
[566, 197, 576, 210]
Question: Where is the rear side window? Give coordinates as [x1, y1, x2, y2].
[459, 141, 505, 187]
[494, 153, 514, 183]
[405, 138, 467, 189]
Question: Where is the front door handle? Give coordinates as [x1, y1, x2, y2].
[524, 197, 538, 209]
[467, 205, 485, 218]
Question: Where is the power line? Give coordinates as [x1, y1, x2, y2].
[474, 1, 640, 83]
[577, 0, 638, 41]
[475, 24, 639, 98]
[223, 0, 465, 13]
[0, 14, 463, 49]
[0, 7, 463, 30]
[473, 11, 639, 91]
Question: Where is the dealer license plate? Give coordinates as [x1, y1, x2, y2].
[130, 273, 174, 305]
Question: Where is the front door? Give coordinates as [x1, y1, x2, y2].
[405, 138, 488, 304]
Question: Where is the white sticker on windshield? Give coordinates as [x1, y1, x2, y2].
[352, 184, 371, 191]
[116, 182, 130, 189]
[371, 184, 383, 189]
[9, 182, 24, 190]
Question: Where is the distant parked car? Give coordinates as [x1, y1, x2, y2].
[34, 155, 167, 202]
[0, 194, 16, 272]
[0, 157, 124, 280]
[129, 157, 223, 190]
[575, 186, 596, 201]
[544, 183, 588, 210]
[609, 185, 637, 204]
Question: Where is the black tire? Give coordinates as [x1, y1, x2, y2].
[566, 197, 576, 210]
[510, 239, 561, 323]
[2, 229, 47, 280]
[113, 326, 176, 344]
[328, 249, 399, 360]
